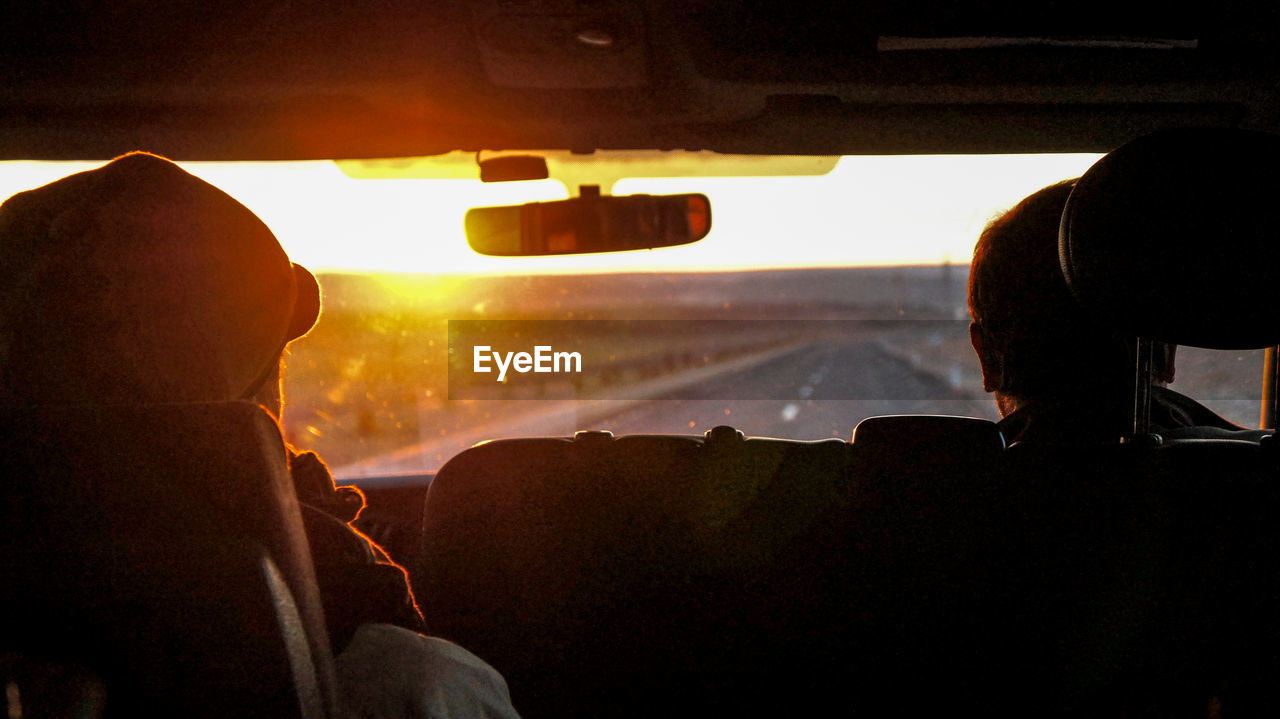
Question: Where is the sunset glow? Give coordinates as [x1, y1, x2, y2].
[0, 153, 1102, 274]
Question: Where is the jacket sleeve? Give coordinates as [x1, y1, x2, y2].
[289, 447, 427, 653]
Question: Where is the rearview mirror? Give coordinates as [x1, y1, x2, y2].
[465, 193, 711, 256]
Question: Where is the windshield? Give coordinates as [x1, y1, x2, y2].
[0, 154, 1262, 482]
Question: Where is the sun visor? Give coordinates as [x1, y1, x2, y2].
[1060, 127, 1280, 349]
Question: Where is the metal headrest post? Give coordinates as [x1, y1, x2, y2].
[1263, 346, 1280, 430]
[1125, 336, 1155, 443]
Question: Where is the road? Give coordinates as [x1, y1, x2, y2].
[337, 337, 998, 480]
[579, 338, 996, 441]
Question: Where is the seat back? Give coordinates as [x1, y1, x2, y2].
[839, 415, 1013, 710]
[978, 127, 1280, 711]
[419, 411, 1280, 715]
[418, 416, 1041, 716]
[418, 428, 852, 717]
[850, 415, 1280, 714]
[0, 401, 337, 719]
[980, 439, 1280, 713]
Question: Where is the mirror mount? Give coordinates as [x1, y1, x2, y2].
[476, 154, 550, 183]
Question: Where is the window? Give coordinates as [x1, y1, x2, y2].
[8, 153, 1256, 483]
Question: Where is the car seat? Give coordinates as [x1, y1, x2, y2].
[826, 128, 1280, 715]
[988, 126, 1280, 713]
[0, 401, 338, 719]
[418, 428, 853, 718]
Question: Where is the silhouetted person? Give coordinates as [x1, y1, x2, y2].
[0, 152, 519, 718]
[967, 179, 1243, 444]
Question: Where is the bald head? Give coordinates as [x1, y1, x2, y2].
[0, 152, 319, 405]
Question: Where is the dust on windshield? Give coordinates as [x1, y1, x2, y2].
[1, 154, 1254, 483]
[266, 154, 1261, 481]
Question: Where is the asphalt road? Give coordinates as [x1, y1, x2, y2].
[337, 336, 999, 479]
[581, 338, 997, 441]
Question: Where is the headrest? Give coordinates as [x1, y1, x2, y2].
[852, 414, 1004, 457]
[0, 152, 321, 405]
[1060, 127, 1280, 349]
[0, 401, 295, 531]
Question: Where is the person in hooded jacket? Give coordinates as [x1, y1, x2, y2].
[0, 151, 520, 719]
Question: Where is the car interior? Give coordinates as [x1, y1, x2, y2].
[4, 2, 1280, 717]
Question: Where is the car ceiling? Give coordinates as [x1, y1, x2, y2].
[3, 0, 1278, 161]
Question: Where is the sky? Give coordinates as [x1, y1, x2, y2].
[0, 153, 1102, 274]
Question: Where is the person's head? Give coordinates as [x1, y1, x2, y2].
[0, 152, 319, 412]
[968, 178, 1174, 417]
